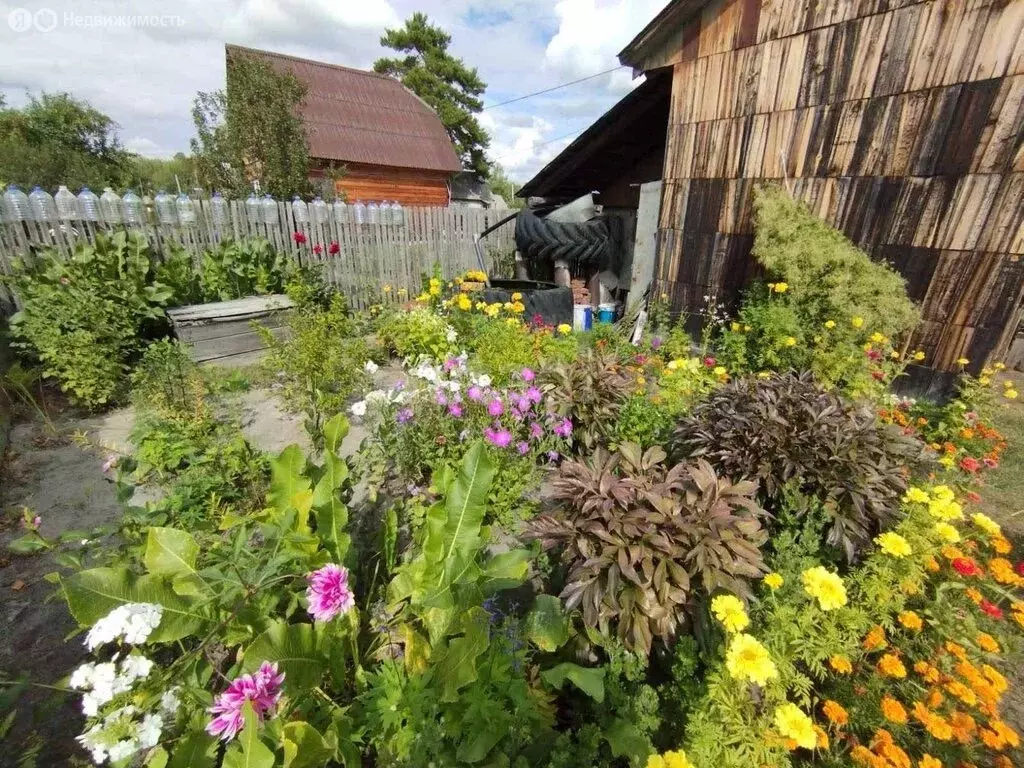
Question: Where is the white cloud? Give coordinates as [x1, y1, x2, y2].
[543, 0, 665, 79]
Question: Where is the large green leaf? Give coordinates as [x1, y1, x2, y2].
[526, 595, 570, 652]
[282, 721, 332, 768]
[434, 607, 490, 702]
[540, 663, 605, 703]
[243, 621, 326, 693]
[312, 452, 348, 505]
[167, 731, 216, 768]
[321, 414, 349, 455]
[457, 726, 504, 764]
[315, 503, 351, 564]
[604, 718, 649, 759]
[61, 567, 204, 642]
[269, 445, 311, 514]
[480, 549, 530, 593]
[144, 527, 203, 585]
[224, 701, 275, 768]
[439, 441, 494, 576]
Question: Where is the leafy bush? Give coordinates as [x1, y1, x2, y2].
[6, 232, 179, 406]
[612, 393, 675, 448]
[670, 372, 927, 561]
[751, 185, 919, 338]
[379, 306, 458, 362]
[541, 349, 636, 453]
[526, 444, 766, 654]
[198, 237, 293, 301]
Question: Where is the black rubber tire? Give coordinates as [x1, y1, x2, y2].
[514, 207, 612, 270]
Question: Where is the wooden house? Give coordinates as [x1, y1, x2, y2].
[525, 0, 1024, 372]
[226, 45, 463, 207]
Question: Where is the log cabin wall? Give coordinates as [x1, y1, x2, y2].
[635, 0, 1024, 371]
[311, 162, 453, 207]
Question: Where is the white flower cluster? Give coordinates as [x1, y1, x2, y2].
[85, 603, 163, 650]
[350, 388, 406, 417]
[445, 326, 458, 343]
[70, 654, 154, 716]
[77, 705, 164, 765]
[364, 359, 379, 374]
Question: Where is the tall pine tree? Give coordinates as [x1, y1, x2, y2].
[374, 13, 491, 177]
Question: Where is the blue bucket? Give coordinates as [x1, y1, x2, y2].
[596, 303, 616, 324]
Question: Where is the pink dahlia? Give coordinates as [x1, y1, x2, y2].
[306, 564, 355, 622]
[206, 661, 285, 741]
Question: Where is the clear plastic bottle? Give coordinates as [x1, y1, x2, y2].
[261, 194, 278, 226]
[366, 200, 379, 225]
[310, 196, 328, 227]
[3, 185, 30, 222]
[379, 200, 393, 225]
[55, 185, 79, 220]
[154, 191, 176, 225]
[210, 192, 228, 228]
[77, 187, 100, 222]
[29, 186, 57, 222]
[352, 200, 366, 225]
[176, 193, 196, 225]
[291, 195, 309, 224]
[246, 193, 261, 225]
[392, 199, 405, 227]
[121, 190, 142, 225]
[100, 187, 122, 224]
[332, 197, 347, 223]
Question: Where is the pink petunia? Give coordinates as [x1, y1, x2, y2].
[206, 661, 285, 741]
[306, 564, 355, 622]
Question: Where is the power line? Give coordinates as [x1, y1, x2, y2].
[483, 66, 626, 111]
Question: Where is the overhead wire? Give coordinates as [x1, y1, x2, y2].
[482, 66, 626, 111]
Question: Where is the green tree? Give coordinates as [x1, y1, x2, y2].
[488, 164, 524, 209]
[374, 12, 491, 177]
[127, 153, 197, 196]
[0, 92, 133, 190]
[190, 52, 311, 198]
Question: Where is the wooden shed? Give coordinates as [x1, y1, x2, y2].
[227, 45, 463, 207]
[567, 0, 1024, 372]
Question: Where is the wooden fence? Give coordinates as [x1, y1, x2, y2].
[0, 200, 517, 310]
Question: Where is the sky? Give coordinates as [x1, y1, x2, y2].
[0, 0, 667, 183]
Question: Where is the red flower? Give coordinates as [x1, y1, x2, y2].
[313, 244, 323, 255]
[967, 491, 982, 503]
[872, 369, 885, 381]
[293, 231, 307, 244]
[979, 600, 1003, 619]
[1016, 562, 1024, 576]
[866, 349, 882, 361]
[328, 241, 340, 255]
[959, 457, 981, 473]
[703, 356, 716, 367]
[952, 558, 982, 577]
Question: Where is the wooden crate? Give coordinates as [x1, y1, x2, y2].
[168, 295, 294, 367]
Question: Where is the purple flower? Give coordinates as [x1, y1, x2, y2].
[488, 398, 504, 417]
[510, 407, 525, 422]
[305, 564, 355, 622]
[514, 395, 532, 412]
[529, 422, 544, 440]
[525, 386, 543, 404]
[553, 418, 573, 438]
[467, 385, 484, 401]
[448, 402, 464, 417]
[484, 427, 513, 448]
[547, 451, 560, 462]
[521, 367, 536, 382]
[206, 661, 285, 741]
[434, 389, 448, 406]
[443, 357, 458, 372]
[516, 441, 530, 455]
[393, 379, 405, 391]
[651, 337, 663, 349]
[397, 408, 414, 424]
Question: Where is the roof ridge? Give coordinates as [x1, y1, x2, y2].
[225, 43, 394, 82]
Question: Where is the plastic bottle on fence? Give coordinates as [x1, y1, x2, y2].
[392, 199, 405, 227]
[154, 191, 176, 225]
[380, 200, 393, 225]
[3, 185, 30, 222]
[332, 197, 347, 223]
[246, 193, 261, 224]
[176, 193, 196, 225]
[77, 187, 100, 222]
[366, 200, 379, 225]
[121, 190, 142, 225]
[211, 192, 228, 228]
[29, 186, 57, 222]
[55, 185, 79, 220]
[311, 196, 328, 227]
[291, 195, 309, 224]
[352, 200, 366, 225]
[261, 194, 278, 226]
[100, 187, 122, 224]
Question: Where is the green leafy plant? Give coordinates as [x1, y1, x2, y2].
[526, 444, 766, 654]
[670, 372, 928, 561]
[198, 237, 294, 301]
[378, 306, 457, 362]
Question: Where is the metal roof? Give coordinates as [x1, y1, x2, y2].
[226, 45, 463, 173]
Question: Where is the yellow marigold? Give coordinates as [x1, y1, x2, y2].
[824, 319, 836, 329]
[988, 557, 1018, 585]
[863, 625, 888, 651]
[852, 316, 864, 328]
[870, 331, 886, 343]
[876, 531, 913, 558]
[938, 455, 955, 468]
[802, 566, 848, 610]
[992, 719, 1020, 748]
[456, 294, 472, 311]
[783, 336, 797, 347]
[850, 746, 875, 766]
[725, 633, 778, 686]
[965, 587, 984, 604]
[813, 725, 829, 749]
[898, 610, 923, 631]
[972, 512, 1001, 536]
[557, 323, 572, 335]
[710, 594, 750, 633]
[992, 536, 1012, 554]
[904, 487, 931, 504]
[878, 653, 907, 678]
[1004, 388, 1018, 399]
[772, 281, 789, 293]
[647, 751, 694, 768]
[828, 655, 852, 675]
[646, 755, 664, 768]
[946, 680, 978, 706]
[926, 555, 941, 572]
[880, 695, 908, 724]
[957, 357, 970, 366]
[941, 545, 965, 561]
[510, 301, 525, 313]
[933, 522, 960, 543]
[913, 350, 926, 361]
[774, 703, 816, 750]
[930, 498, 964, 521]
[763, 572, 784, 590]
[919, 756, 941, 768]
[821, 699, 848, 726]
[510, 292, 522, 301]
[981, 663, 1008, 694]
[977, 632, 1000, 653]
[926, 714, 954, 741]
[914, 660, 941, 684]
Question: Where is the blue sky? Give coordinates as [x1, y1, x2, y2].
[0, 0, 667, 182]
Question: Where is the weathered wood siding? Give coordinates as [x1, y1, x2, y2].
[639, 0, 1024, 370]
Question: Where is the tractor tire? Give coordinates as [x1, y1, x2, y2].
[514, 207, 612, 271]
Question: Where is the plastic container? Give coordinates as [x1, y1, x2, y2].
[3, 185, 29, 222]
[77, 187, 100, 222]
[310, 196, 328, 226]
[366, 200, 379, 225]
[596, 303, 616, 324]
[55, 185, 79, 220]
[29, 186, 57, 222]
[352, 200, 366, 225]
[291, 195, 309, 224]
[380, 200, 393, 225]
[245, 193, 261, 224]
[176, 193, 196, 225]
[154, 190, 176, 225]
[332, 198, 347, 223]
[121, 190, 142, 224]
[100, 187, 122, 224]
[392, 200, 404, 226]
[261, 194, 278, 226]
[573, 304, 593, 332]
[210, 191, 228, 227]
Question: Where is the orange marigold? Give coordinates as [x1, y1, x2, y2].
[977, 632, 1001, 653]
[830, 655, 853, 674]
[966, 587, 984, 604]
[822, 699, 849, 726]
[880, 695, 908, 724]
[992, 536, 1012, 554]
[919, 756, 941, 768]
[950, 710, 978, 744]
[850, 746, 876, 767]
[914, 660, 941, 684]
[878, 653, 907, 678]
[945, 680, 978, 706]
[814, 725, 829, 749]
[991, 719, 1020, 748]
[945, 641, 969, 661]
[898, 610, 923, 630]
[927, 688, 945, 709]
[980, 728, 1005, 750]
[925, 714, 953, 741]
[994, 757, 1014, 768]
[942, 545, 965, 560]
[988, 557, 1020, 585]
[878, 741, 911, 768]
[864, 625, 888, 651]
